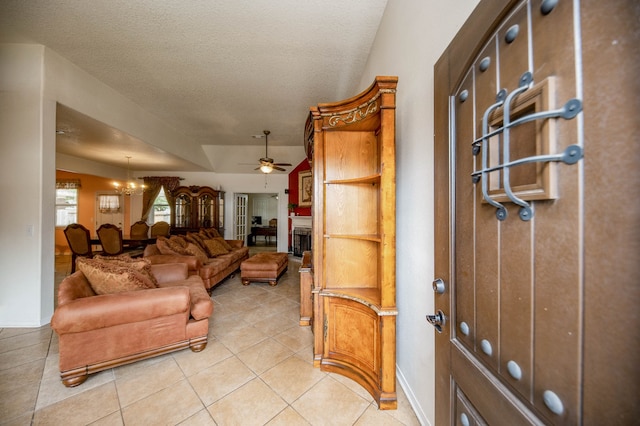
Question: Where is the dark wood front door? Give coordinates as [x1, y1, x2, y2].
[433, 0, 639, 424]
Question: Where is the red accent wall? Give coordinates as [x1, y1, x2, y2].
[288, 159, 312, 216]
[287, 159, 311, 249]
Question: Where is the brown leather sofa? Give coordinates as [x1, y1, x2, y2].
[143, 236, 249, 291]
[51, 262, 213, 387]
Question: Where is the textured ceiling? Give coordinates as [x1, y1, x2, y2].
[0, 0, 388, 173]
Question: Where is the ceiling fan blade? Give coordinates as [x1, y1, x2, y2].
[273, 163, 292, 167]
[272, 165, 286, 172]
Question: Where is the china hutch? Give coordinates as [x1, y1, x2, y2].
[171, 186, 224, 235]
[307, 76, 398, 409]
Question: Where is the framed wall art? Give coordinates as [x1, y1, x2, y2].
[298, 170, 312, 207]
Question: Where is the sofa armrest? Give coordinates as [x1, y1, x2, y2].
[226, 239, 245, 249]
[151, 263, 189, 284]
[144, 254, 201, 272]
[51, 286, 190, 334]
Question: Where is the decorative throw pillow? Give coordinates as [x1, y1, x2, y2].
[201, 228, 221, 239]
[93, 255, 158, 287]
[165, 236, 191, 254]
[156, 237, 190, 256]
[77, 258, 156, 295]
[186, 232, 209, 254]
[214, 237, 233, 251]
[185, 243, 209, 264]
[169, 235, 188, 248]
[203, 238, 230, 257]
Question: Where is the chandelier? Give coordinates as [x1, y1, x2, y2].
[113, 156, 146, 196]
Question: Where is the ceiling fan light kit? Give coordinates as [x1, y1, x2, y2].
[260, 163, 274, 174]
[254, 130, 292, 174]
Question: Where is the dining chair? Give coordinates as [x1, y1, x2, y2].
[150, 221, 171, 238]
[63, 223, 96, 273]
[96, 223, 124, 256]
[129, 220, 150, 248]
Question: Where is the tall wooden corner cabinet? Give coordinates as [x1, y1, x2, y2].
[308, 76, 398, 409]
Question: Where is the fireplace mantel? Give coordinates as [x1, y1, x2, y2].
[290, 215, 312, 232]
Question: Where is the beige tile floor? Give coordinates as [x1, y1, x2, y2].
[0, 249, 420, 425]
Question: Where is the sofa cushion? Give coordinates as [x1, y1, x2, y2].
[203, 238, 229, 257]
[156, 276, 213, 320]
[93, 254, 159, 286]
[77, 258, 156, 295]
[201, 255, 233, 272]
[185, 243, 209, 264]
[227, 246, 250, 263]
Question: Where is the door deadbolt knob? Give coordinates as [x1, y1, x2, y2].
[432, 278, 445, 294]
[426, 310, 446, 333]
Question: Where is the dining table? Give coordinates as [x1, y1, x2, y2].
[89, 236, 157, 248]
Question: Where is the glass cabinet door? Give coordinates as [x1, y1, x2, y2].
[218, 192, 225, 233]
[175, 194, 191, 228]
[198, 194, 214, 228]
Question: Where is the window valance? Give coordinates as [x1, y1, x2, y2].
[56, 179, 82, 189]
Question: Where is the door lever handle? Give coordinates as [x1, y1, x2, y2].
[426, 310, 446, 333]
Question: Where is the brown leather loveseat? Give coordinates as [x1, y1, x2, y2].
[51, 257, 213, 387]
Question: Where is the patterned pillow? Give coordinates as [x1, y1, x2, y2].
[201, 228, 221, 239]
[203, 238, 230, 257]
[77, 258, 156, 295]
[156, 237, 190, 256]
[93, 255, 158, 287]
[186, 232, 209, 254]
[169, 235, 188, 248]
[185, 243, 209, 263]
[214, 237, 233, 251]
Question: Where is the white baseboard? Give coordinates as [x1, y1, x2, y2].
[397, 365, 431, 426]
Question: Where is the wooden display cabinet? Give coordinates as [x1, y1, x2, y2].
[171, 185, 225, 235]
[308, 76, 398, 409]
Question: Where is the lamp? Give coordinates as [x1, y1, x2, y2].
[260, 163, 274, 174]
[113, 156, 145, 196]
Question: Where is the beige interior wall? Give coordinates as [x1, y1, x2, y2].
[358, 1, 480, 423]
[0, 44, 51, 326]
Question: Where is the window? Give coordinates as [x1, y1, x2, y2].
[55, 188, 78, 227]
[97, 194, 120, 213]
[150, 187, 171, 224]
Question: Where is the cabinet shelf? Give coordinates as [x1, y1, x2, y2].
[325, 174, 381, 185]
[321, 287, 399, 314]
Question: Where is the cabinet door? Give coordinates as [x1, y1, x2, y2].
[324, 296, 380, 385]
[198, 193, 215, 228]
[218, 193, 225, 234]
[174, 193, 191, 228]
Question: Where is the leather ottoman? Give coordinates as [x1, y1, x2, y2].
[240, 252, 289, 286]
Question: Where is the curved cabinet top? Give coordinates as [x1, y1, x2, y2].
[310, 76, 398, 131]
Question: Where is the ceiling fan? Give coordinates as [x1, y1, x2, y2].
[255, 130, 291, 173]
